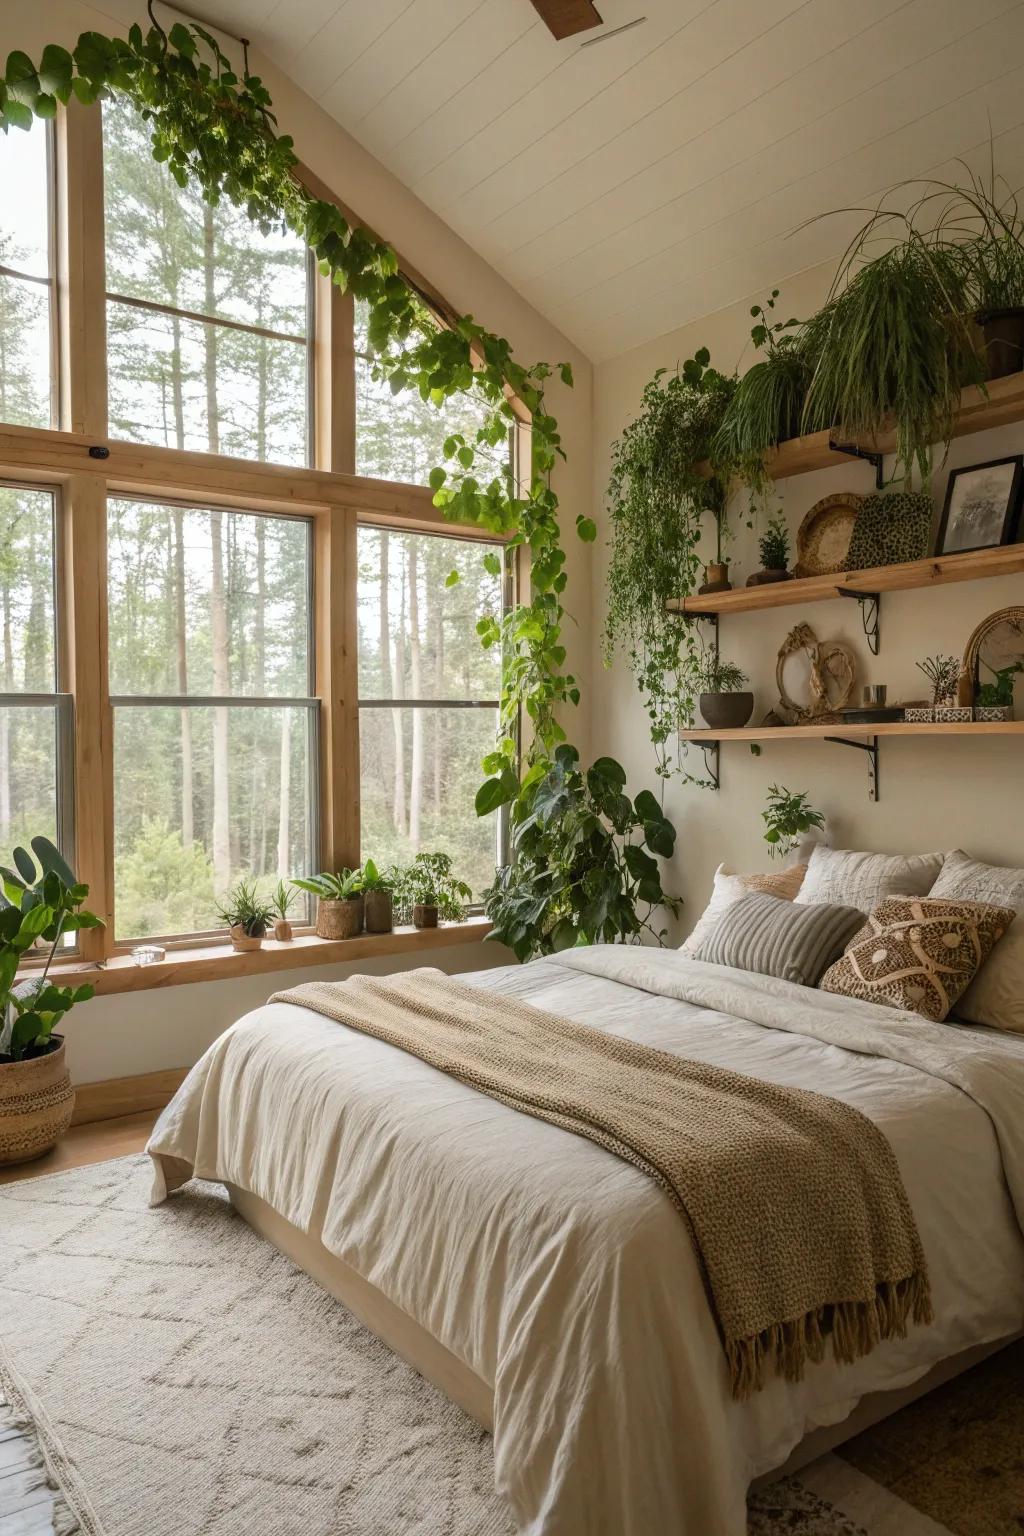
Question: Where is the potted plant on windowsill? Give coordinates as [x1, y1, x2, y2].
[0, 836, 102, 1167]
[269, 879, 294, 942]
[292, 870, 365, 939]
[360, 859, 395, 935]
[693, 653, 754, 730]
[393, 853, 471, 931]
[217, 878, 274, 953]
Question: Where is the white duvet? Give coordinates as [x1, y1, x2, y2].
[147, 947, 1024, 1536]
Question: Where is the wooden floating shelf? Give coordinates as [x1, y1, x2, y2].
[668, 543, 1024, 617]
[678, 721, 1024, 742]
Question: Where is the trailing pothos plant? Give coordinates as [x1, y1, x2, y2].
[603, 351, 738, 777]
[483, 748, 680, 962]
[2, 17, 596, 908]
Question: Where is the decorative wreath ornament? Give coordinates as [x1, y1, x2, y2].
[775, 623, 856, 724]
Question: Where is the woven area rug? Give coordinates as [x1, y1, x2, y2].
[0, 1157, 1020, 1536]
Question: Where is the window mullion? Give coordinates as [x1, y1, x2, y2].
[56, 98, 107, 437]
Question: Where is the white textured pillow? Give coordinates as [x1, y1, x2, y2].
[929, 850, 1024, 1033]
[795, 845, 944, 914]
[681, 863, 806, 955]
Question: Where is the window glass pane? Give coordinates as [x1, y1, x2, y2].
[357, 527, 501, 701]
[107, 499, 310, 698]
[359, 705, 499, 903]
[106, 300, 308, 465]
[355, 299, 510, 486]
[0, 704, 57, 871]
[113, 704, 314, 939]
[0, 119, 49, 278]
[0, 487, 56, 693]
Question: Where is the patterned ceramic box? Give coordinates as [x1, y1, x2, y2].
[974, 705, 1012, 722]
[934, 706, 973, 723]
[904, 707, 934, 722]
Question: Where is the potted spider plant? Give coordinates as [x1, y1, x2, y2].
[360, 859, 395, 934]
[217, 878, 274, 952]
[292, 869, 364, 939]
[269, 879, 294, 942]
[393, 853, 470, 930]
[0, 836, 102, 1166]
[693, 652, 753, 730]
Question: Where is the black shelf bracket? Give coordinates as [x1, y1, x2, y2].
[824, 733, 880, 801]
[836, 586, 881, 655]
[828, 438, 885, 490]
[685, 740, 720, 791]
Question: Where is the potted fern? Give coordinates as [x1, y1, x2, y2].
[393, 853, 470, 930]
[217, 878, 274, 952]
[360, 859, 395, 934]
[0, 837, 102, 1166]
[748, 514, 792, 585]
[292, 869, 365, 939]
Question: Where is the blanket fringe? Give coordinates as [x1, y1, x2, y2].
[725, 1271, 933, 1400]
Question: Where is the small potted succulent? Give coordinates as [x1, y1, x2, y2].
[747, 514, 792, 585]
[217, 878, 274, 952]
[269, 879, 294, 942]
[393, 853, 471, 930]
[0, 836, 102, 1166]
[360, 859, 395, 934]
[292, 869, 364, 939]
[694, 653, 754, 730]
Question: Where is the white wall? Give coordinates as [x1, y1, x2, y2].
[11, 2, 599, 1083]
[592, 261, 1024, 942]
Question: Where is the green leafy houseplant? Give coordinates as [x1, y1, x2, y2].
[483, 748, 680, 963]
[0, 837, 101, 1065]
[360, 858, 395, 935]
[761, 785, 825, 861]
[393, 853, 471, 929]
[293, 869, 365, 939]
[976, 662, 1023, 708]
[217, 877, 274, 950]
[758, 515, 790, 574]
[603, 352, 739, 775]
[691, 651, 754, 731]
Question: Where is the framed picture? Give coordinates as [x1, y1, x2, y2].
[935, 456, 1023, 556]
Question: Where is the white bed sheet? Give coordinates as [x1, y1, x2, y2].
[147, 948, 1024, 1536]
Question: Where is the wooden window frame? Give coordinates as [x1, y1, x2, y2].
[0, 99, 517, 985]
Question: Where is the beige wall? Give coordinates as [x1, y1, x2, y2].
[593, 261, 1024, 942]
[13, 2, 598, 1083]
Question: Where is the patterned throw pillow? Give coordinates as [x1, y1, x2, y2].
[819, 897, 1016, 1022]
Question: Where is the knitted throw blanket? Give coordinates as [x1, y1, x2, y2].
[271, 967, 932, 1398]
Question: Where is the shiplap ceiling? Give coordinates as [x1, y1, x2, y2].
[117, 0, 1024, 360]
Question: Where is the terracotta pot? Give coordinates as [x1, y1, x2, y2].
[364, 889, 393, 934]
[412, 903, 439, 930]
[316, 896, 363, 939]
[977, 307, 1024, 379]
[0, 1036, 75, 1167]
[699, 561, 732, 594]
[273, 917, 293, 943]
[699, 691, 754, 730]
[229, 924, 264, 952]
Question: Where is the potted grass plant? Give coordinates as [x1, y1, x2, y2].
[269, 879, 294, 942]
[0, 836, 102, 1166]
[394, 853, 471, 930]
[218, 878, 274, 952]
[360, 859, 395, 934]
[694, 653, 754, 730]
[292, 869, 365, 939]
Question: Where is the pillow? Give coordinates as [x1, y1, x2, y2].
[680, 863, 807, 955]
[819, 897, 1016, 1023]
[693, 891, 865, 987]
[795, 845, 944, 913]
[928, 851, 1024, 1032]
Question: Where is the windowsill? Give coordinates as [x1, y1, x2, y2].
[34, 918, 495, 996]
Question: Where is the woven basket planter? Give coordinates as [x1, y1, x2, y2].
[0, 1037, 75, 1167]
[316, 897, 364, 940]
[229, 924, 264, 952]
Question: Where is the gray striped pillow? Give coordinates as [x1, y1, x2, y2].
[694, 891, 865, 987]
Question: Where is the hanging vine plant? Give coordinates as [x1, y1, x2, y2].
[0, 17, 597, 829]
[604, 351, 737, 777]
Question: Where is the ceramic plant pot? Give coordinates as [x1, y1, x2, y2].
[0, 1037, 75, 1167]
[364, 890, 394, 934]
[273, 918, 293, 943]
[977, 307, 1024, 379]
[699, 691, 754, 730]
[699, 561, 732, 594]
[316, 897, 363, 940]
[412, 903, 439, 930]
[229, 924, 264, 952]
[746, 568, 793, 586]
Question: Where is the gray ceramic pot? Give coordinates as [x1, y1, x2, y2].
[699, 691, 754, 730]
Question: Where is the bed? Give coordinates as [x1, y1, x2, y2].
[147, 945, 1024, 1536]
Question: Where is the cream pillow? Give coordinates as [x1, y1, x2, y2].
[795, 845, 944, 914]
[929, 850, 1024, 1033]
[681, 863, 806, 955]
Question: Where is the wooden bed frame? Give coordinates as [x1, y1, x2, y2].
[227, 1182, 1019, 1487]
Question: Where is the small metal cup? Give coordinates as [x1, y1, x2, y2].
[862, 684, 887, 706]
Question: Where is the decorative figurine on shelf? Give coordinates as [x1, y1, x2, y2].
[747, 515, 792, 586]
[767, 622, 856, 725]
[907, 654, 964, 722]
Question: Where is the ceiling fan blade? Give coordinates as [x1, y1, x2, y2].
[529, 0, 604, 40]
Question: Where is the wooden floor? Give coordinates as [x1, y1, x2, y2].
[1, 1112, 159, 1532]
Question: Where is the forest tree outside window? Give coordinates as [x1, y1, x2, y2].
[0, 121, 55, 429]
